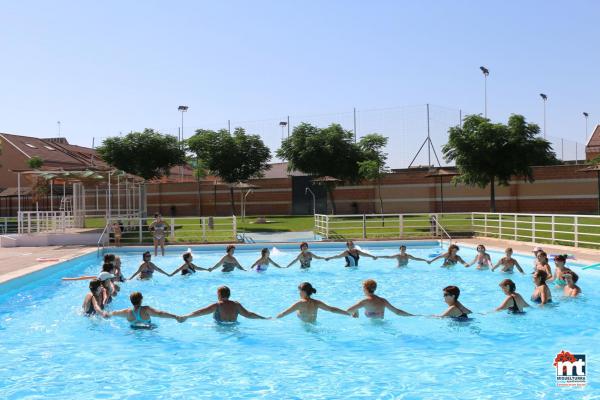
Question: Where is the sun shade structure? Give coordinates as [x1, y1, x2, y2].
[425, 168, 460, 214]
[578, 164, 600, 215]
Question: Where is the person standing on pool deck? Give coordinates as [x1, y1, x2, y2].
[428, 244, 468, 268]
[128, 251, 170, 280]
[149, 213, 169, 256]
[562, 269, 582, 297]
[109, 291, 184, 328]
[111, 221, 122, 247]
[439, 286, 472, 318]
[208, 245, 246, 272]
[491, 248, 524, 274]
[169, 252, 208, 276]
[378, 245, 427, 267]
[495, 279, 529, 313]
[82, 279, 108, 317]
[346, 279, 413, 318]
[466, 244, 493, 270]
[181, 286, 267, 323]
[325, 240, 377, 267]
[531, 270, 552, 305]
[250, 248, 285, 272]
[286, 242, 327, 269]
[276, 282, 352, 323]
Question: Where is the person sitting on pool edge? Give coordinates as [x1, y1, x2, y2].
[439, 286, 472, 318]
[128, 251, 170, 280]
[378, 245, 427, 267]
[531, 270, 552, 305]
[277, 282, 352, 323]
[562, 269, 581, 297]
[169, 252, 208, 276]
[208, 245, 246, 272]
[495, 279, 529, 313]
[491, 248, 524, 274]
[82, 279, 108, 318]
[180, 286, 267, 323]
[109, 291, 184, 328]
[428, 244, 468, 268]
[286, 242, 327, 269]
[325, 240, 377, 267]
[346, 279, 413, 318]
[251, 248, 285, 272]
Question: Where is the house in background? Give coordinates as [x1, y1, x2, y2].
[585, 125, 600, 161]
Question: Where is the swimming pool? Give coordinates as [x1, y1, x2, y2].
[0, 242, 598, 399]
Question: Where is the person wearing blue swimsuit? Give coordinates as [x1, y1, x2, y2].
[495, 279, 529, 313]
[208, 245, 246, 272]
[287, 242, 327, 269]
[109, 291, 183, 328]
[439, 286, 472, 318]
[250, 248, 285, 272]
[346, 279, 413, 319]
[325, 240, 377, 267]
[531, 270, 552, 305]
[552, 255, 568, 287]
[81, 279, 108, 318]
[180, 286, 267, 323]
[169, 252, 208, 276]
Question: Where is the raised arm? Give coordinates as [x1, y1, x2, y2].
[309, 252, 326, 260]
[237, 303, 268, 319]
[326, 251, 348, 261]
[286, 254, 301, 268]
[168, 264, 186, 277]
[109, 308, 132, 318]
[250, 258, 262, 270]
[276, 301, 301, 319]
[346, 299, 367, 317]
[384, 299, 413, 316]
[428, 252, 447, 264]
[316, 299, 351, 316]
[407, 254, 428, 262]
[151, 262, 170, 277]
[378, 253, 400, 259]
[128, 265, 143, 280]
[491, 258, 503, 271]
[208, 256, 226, 272]
[182, 303, 218, 319]
[494, 297, 512, 312]
[147, 306, 180, 320]
[268, 257, 284, 268]
[356, 249, 377, 259]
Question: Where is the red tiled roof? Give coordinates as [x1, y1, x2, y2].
[587, 125, 600, 147]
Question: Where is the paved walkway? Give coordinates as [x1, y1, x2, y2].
[0, 246, 95, 284]
[243, 231, 319, 243]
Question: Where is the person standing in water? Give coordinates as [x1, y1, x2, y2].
[286, 242, 327, 269]
[562, 269, 581, 297]
[149, 213, 169, 256]
[552, 255, 569, 287]
[439, 286, 472, 318]
[346, 279, 413, 318]
[379, 245, 427, 267]
[495, 279, 529, 313]
[531, 270, 552, 305]
[208, 245, 246, 272]
[109, 291, 184, 328]
[82, 279, 108, 317]
[491, 248, 524, 274]
[250, 248, 285, 272]
[128, 251, 170, 280]
[466, 244, 493, 270]
[325, 240, 377, 267]
[181, 286, 267, 323]
[169, 252, 208, 276]
[428, 244, 468, 268]
[534, 251, 553, 281]
[277, 282, 352, 323]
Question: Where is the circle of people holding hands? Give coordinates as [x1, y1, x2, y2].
[64, 240, 582, 329]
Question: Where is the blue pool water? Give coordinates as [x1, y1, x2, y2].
[0, 242, 599, 399]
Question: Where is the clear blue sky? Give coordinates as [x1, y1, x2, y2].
[1, 1, 598, 168]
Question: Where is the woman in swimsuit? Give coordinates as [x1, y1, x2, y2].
[277, 282, 352, 323]
[552, 255, 569, 287]
[250, 248, 285, 272]
[81, 279, 108, 317]
[149, 213, 169, 256]
[439, 286, 472, 318]
[532, 246, 544, 270]
[325, 240, 377, 267]
[287, 242, 327, 269]
[379, 245, 427, 267]
[110, 291, 183, 328]
[531, 270, 552, 305]
[346, 279, 413, 319]
[63, 262, 120, 298]
[428, 244, 468, 268]
[208, 245, 246, 272]
[491, 248, 524, 274]
[112, 222, 122, 247]
[562, 269, 581, 297]
[495, 279, 529, 313]
[128, 251, 170, 280]
[181, 286, 267, 323]
[169, 252, 208, 276]
[467, 244, 493, 270]
[533, 251, 553, 281]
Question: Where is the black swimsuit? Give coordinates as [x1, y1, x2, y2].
[508, 296, 521, 313]
[345, 252, 360, 267]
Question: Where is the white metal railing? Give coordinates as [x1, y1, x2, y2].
[97, 222, 111, 255]
[103, 215, 238, 245]
[17, 211, 75, 234]
[431, 215, 453, 248]
[314, 213, 469, 241]
[471, 212, 600, 248]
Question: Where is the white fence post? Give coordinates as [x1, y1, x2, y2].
[202, 217, 206, 242]
[362, 214, 366, 239]
[498, 213, 502, 239]
[574, 216, 579, 247]
[139, 218, 143, 243]
[551, 215, 555, 244]
[483, 214, 487, 236]
[399, 215, 403, 238]
[170, 217, 175, 241]
[232, 215, 237, 240]
[532, 215, 536, 243]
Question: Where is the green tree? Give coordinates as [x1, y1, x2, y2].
[187, 127, 271, 214]
[27, 156, 44, 169]
[26, 156, 47, 203]
[96, 129, 186, 180]
[443, 114, 558, 212]
[357, 134, 388, 214]
[277, 123, 365, 213]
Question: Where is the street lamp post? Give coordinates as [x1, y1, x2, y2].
[584, 112, 590, 141]
[279, 121, 288, 141]
[178, 106, 189, 141]
[540, 93, 547, 138]
[480, 66, 489, 118]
